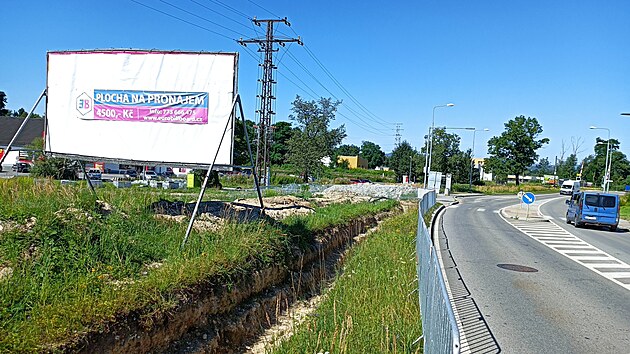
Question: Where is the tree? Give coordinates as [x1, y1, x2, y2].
[233, 119, 257, 166]
[557, 154, 578, 180]
[449, 148, 474, 184]
[360, 141, 386, 169]
[332, 144, 360, 168]
[529, 157, 553, 176]
[27, 138, 79, 180]
[389, 141, 417, 182]
[10, 108, 41, 118]
[336, 144, 360, 156]
[0, 91, 9, 116]
[582, 137, 630, 188]
[486, 115, 549, 185]
[419, 128, 472, 183]
[270, 121, 298, 165]
[286, 96, 346, 182]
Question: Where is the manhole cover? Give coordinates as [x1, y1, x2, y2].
[497, 264, 538, 273]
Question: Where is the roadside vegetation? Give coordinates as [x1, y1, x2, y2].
[620, 193, 630, 221]
[0, 177, 399, 352]
[272, 205, 421, 354]
[271, 165, 396, 185]
[451, 182, 559, 195]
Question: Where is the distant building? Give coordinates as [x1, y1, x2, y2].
[507, 175, 541, 184]
[337, 155, 368, 169]
[473, 158, 493, 181]
[0, 116, 45, 170]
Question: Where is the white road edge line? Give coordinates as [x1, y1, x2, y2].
[434, 209, 471, 353]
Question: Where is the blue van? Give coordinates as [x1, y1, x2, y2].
[565, 192, 620, 231]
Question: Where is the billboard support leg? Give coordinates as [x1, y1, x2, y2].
[78, 161, 97, 197]
[235, 95, 265, 216]
[181, 95, 241, 249]
[0, 89, 46, 168]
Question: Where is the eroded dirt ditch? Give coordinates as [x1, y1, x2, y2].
[61, 198, 400, 354]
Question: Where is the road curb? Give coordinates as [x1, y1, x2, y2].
[500, 204, 550, 222]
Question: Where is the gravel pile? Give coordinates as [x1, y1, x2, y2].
[322, 183, 418, 200]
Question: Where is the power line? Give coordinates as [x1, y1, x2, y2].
[245, 0, 282, 19]
[188, 0, 255, 32]
[205, 0, 252, 20]
[275, 64, 391, 136]
[303, 44, 392, 128]
[129, 0, 236, 41]
[282, 20, 393, 129]
[277, 64, 320, 99]
[158, 0, 249, 37]
[337, 111, 391, 136]
[282, 50, 386, 132]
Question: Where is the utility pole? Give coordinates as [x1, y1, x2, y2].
[239, 18, 302, 186]
[394, 123, 403, 147]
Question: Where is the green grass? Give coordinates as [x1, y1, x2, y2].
[0, 177, 399, 352]
[272, 206, 421, 354]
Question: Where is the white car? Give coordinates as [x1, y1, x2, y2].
[143, 171, 158, 180]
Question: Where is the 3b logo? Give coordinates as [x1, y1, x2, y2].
[76, 92, 92, 116]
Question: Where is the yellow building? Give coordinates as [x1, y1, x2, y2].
[337, 155, 368, 169]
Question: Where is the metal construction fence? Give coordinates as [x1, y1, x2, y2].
[416, 190, 460, 354]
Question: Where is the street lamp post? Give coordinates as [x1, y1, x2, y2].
[590, 126, 611, 192]
[423, 128, 431, 188]
[424, 103, 454, 189]
[409, 155, 412, 184]
[442, 126, 488, 192]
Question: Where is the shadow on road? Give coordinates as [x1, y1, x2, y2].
[437, 214, 502, 354]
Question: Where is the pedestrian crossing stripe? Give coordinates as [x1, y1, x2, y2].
[501, 209, 630, 291]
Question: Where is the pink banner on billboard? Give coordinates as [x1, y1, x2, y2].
[91, 90, 209, 125]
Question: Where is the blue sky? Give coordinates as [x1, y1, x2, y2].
[2, 0, 629, 163]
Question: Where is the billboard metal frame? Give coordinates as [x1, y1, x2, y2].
[45, 49, 238, 168]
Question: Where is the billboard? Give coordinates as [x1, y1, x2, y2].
[45, 50, 238, 166]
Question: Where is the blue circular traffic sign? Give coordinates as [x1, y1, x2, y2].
[522, 192, 536, 205]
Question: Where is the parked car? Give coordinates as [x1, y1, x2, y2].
[12, 162, 31, 173]
[565, 191, 620, 231]
[86, 169, 102, 180]
[159, 171, 175, 178]
[124, 169, 138, 178]
[142, 171, 158, 180]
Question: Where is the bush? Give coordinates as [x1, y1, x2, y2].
[30, 157, 79, 180]
[271, 174, 302, 185]
[451, 184, 472, 192]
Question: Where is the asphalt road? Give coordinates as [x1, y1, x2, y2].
[438, 194, 630, 353]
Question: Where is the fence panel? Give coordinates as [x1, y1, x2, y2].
[416, 190, 460, 354]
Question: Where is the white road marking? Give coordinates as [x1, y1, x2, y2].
[477, 208, 486, 212]
[493, 210, 500, 214]
[500, 203, 630, 292]
[433, 212, 472, 353]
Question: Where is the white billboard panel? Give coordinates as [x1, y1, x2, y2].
[46, 50, 237, 166]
